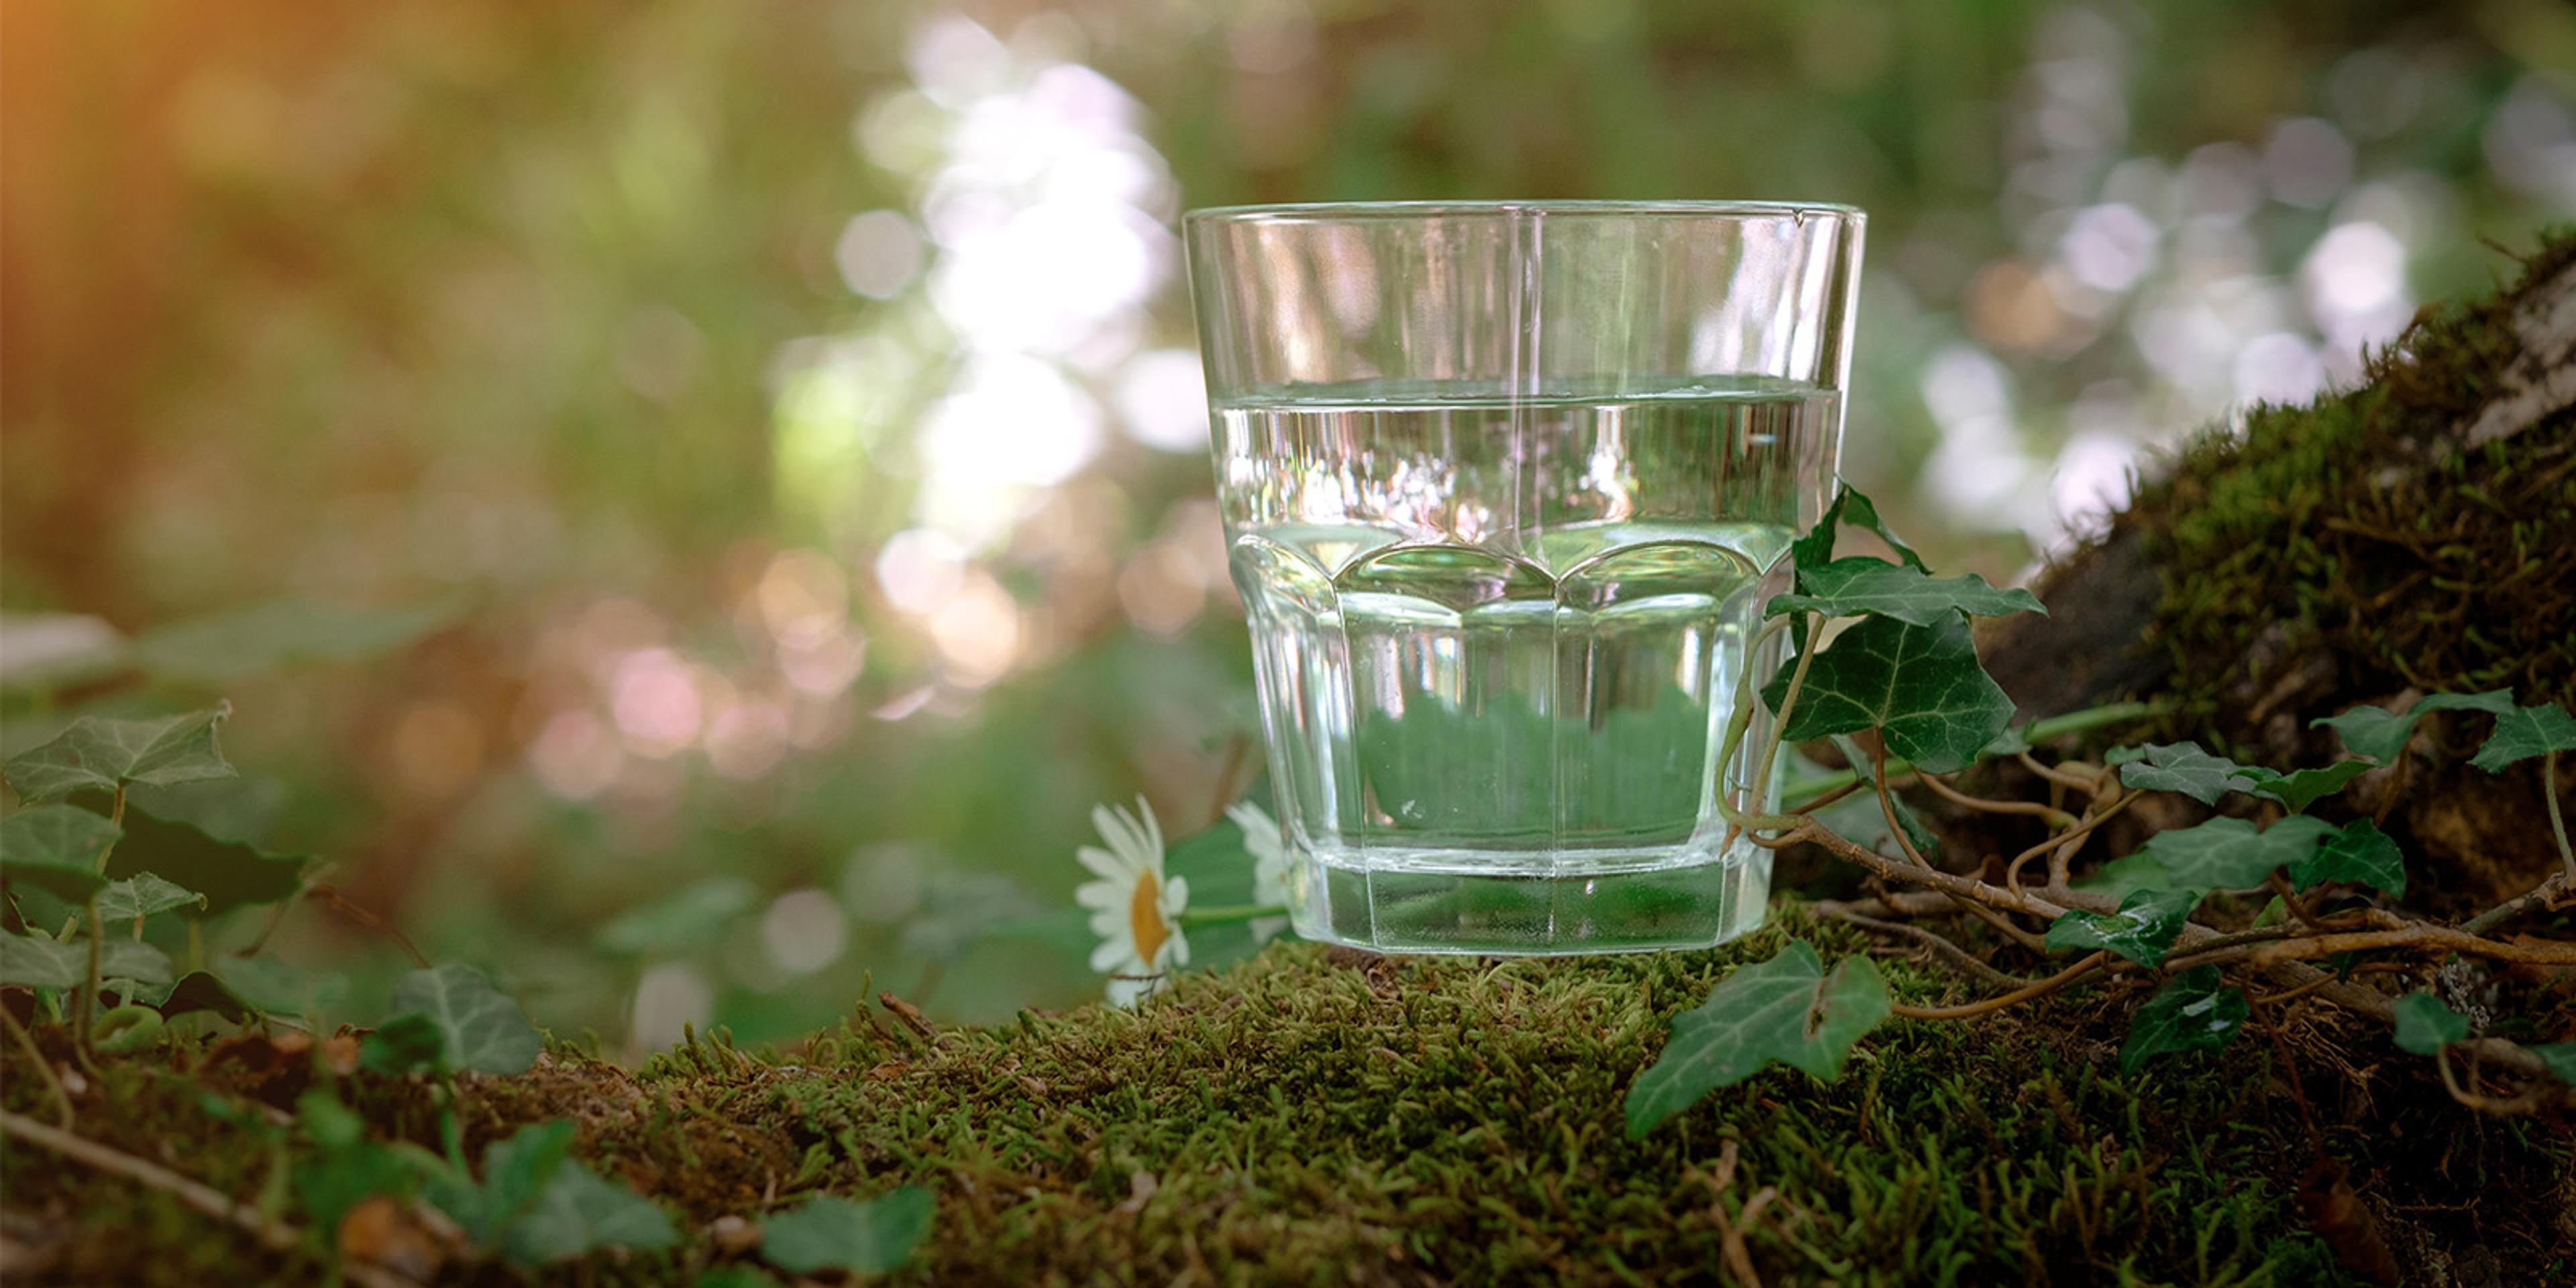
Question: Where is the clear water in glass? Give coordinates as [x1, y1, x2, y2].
[1217, 376, 1829, 953]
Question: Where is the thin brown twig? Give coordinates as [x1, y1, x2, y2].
[2, 1007, 74, 1129]
[2228, 926, 2576, 969]
[305, 885, 431, 969]
[2459, 869, 2571, 938]
[0, 1113, 424, 1288]
[2546, 747, 2573, 882]
[0, 1110, 286, 1250]
[1815, 903, 2023, 987]
[2004, 790, 2137, 896]
[2249, 994, 2318, 1144]
[1916, 771, 2076, 826]
[1870, 746, 2049, 951]
[0, 1108, 407, 1288]
[2048, 789, 2137, 888]
[2265, 870, 2335, 931]
[1782, 818, 2076, 920]
[2017, 751, 2098, 792]
[1890, 951, 2113, 1020]
[2247, 961, 2413, 1006]
[2434, 1045, 2548, 1115]
[1788, 779, 1868, 816]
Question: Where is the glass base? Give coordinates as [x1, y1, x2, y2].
[1287, 837, 1771, 956]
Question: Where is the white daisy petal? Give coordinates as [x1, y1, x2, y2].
[1075, 879, 1122, 910]
[1163, 873, 1189, 916]
[1134, 795, 1165, 861]
[1075, 845, 1130, 882]
[1163, 924, 1190, 969]
[1091, 804, 1135, 859]
[1227, 801, 1279, 853]
[1091, 937, 1137, 973]
[1106, 975, 1152, 1008]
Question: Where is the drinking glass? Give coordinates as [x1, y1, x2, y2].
[1184, 201, 1863, 955]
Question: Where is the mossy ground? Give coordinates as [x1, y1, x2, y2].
[7, 905, 2570, 1286]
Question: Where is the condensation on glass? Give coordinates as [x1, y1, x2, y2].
[1185, 201, 1863, 955]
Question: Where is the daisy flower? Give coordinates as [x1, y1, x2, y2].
[1226, 800, 1293, 944]
[1075, 796, 1188, 1006]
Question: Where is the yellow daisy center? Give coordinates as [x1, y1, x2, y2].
[1128, 869, 1168, 966]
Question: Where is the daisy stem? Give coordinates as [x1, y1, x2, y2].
[1178, 903, 1286, 927]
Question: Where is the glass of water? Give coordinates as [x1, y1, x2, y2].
[1184, 201, 1863, 955]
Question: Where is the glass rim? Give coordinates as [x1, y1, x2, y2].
[1183, 199, 1866, 226]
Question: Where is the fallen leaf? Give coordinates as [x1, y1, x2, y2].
[2296, 1159, 2399, 1285]
[338, 1196, 447, 1283]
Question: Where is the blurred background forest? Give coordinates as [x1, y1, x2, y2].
[4, 0, 2572, 1055]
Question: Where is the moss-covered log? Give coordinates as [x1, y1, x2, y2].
[1986, 231, 2574, 727]
[1978, 230, 2576, 908]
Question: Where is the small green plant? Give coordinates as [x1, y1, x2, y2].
[0, 704, 932, 1281]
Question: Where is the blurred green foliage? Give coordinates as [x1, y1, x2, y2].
[2, 0, 2569, 1053]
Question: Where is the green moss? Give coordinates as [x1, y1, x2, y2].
[9, 906, 2569, 1285]
[2128, 227, 2576, 735]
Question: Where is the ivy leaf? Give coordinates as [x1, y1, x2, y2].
[2237, 760, 2373, 814]
[760, 1187, 936, 1276]
[2119, 966, 2247, 1075]
[2288, 818, 2407, 897]
[2528, 1044, 2576, 1087]
[1, 857, 108, 907]
[2106, 743, 2261, 805]
[594, 877, 760, 957]
[154, 971, 258, 1024]
[1762, 614, 2014, 775]
[502, 1163, 679, 1265]
[1624, 941, 1890, 1137]
[294, 1091, 419, 1236]
[1164, 817, 1269, 971]
[898, 871, 1042, 962]
[131, 598, 458, 685]
[1766, 557, 2043, 626]
[96, 873, 206, 924]
[98, 806, 309, 917]
[3, 706, 235, 800]
[2311, 690, 2515, 763]
[1, 804, 122, 891]
[2042, 888, 2200, 967]
[2391, 993, 2471, 1055]
[429, 1120, 572, 1248]
[2127, 816, 2337, 893]
[388, 964, 543, 1076]
[2468, 702, 2576, 773]
[1790, 485, 1927, 576]
[983, 906, 1097, 959]
[214, 954, 348, 1020]
[0, 930, 174, 989]
[361, 1013, 449, 1075]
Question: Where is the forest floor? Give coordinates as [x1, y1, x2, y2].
[6, 901, 2570, 1287]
